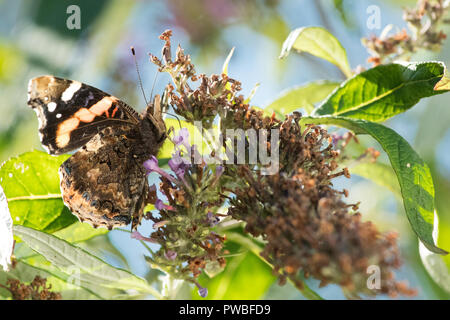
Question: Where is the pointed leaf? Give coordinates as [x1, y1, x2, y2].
[280, 26, 352, 78]
[313, 62, 449, 122]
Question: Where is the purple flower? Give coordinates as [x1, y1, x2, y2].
[210, 165, 224, 187]
[331, 132, 343, 147]
[173, 128, 191, 151]
[155, 199, 175, 211]
[144, 156, 176, 183]
[215, 165, 224, 178]
[143, 155, 159, 172]
[164, 250, 177, 261]
[131, 231, 156, 243]
[168, 150, 188, 177]
[207, 212, 220, 227]
[168, 150, 192, 189]
[198, 286, 208, 298]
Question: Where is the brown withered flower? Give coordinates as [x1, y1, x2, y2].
[0, 276, 62, 300]
[227, 115, 416, 298]
[363, 0, 449, 65]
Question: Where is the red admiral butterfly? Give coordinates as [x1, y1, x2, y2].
[27, 76, 166, 230]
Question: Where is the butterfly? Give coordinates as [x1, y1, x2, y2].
[27, 75, 167, 230]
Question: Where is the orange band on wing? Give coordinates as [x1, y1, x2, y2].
[111, 106, 119, 118]
[89, 96, 117, 117]
[74, 108, 96, 122]
[56, 118, 80, 148]
[55, 96, 118, 148]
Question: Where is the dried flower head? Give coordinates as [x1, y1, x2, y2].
[0, 276, 62, 300]
[363, 0, 449, 65]
[227, 115, 416, 298]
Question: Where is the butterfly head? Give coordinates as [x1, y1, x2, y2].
[140, 94, 167, 153]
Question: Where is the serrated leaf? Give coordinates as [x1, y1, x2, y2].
[302, 115, 448, 255]
[0, 150, 76, 233]
[280, 26, 352, 78]
[265, 80, 339, 116]
[13, 225, 162, 298]
[313, 62, 449, 122]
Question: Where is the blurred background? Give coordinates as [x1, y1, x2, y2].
[0, 0, 449, 299]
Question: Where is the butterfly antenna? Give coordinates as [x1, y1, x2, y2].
[131, 46, 149, 106]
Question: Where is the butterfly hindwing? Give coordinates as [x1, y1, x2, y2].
[27, 75, 141, 155]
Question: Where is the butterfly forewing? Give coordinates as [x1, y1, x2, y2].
[27, 75, 140, 154]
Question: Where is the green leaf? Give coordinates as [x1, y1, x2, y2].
[13, 238, 129, 299]
[53, 221, 109, 243]
[302, 115, 448, 255]
[265, 80, 339, 116]
[313, 62, 449, 122]
[0, 150, 76, 233]
[13, 225, 162, 299]
[280, 26, 352, 78]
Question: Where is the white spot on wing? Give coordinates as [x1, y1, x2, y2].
[34, 108, 47, 129]
[61, 81, 82, 102]
[47, 102, 57, 112]
[56, 113, 62, 118]
[27, 79, 33, 102]
[27, 79, 33, 93]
